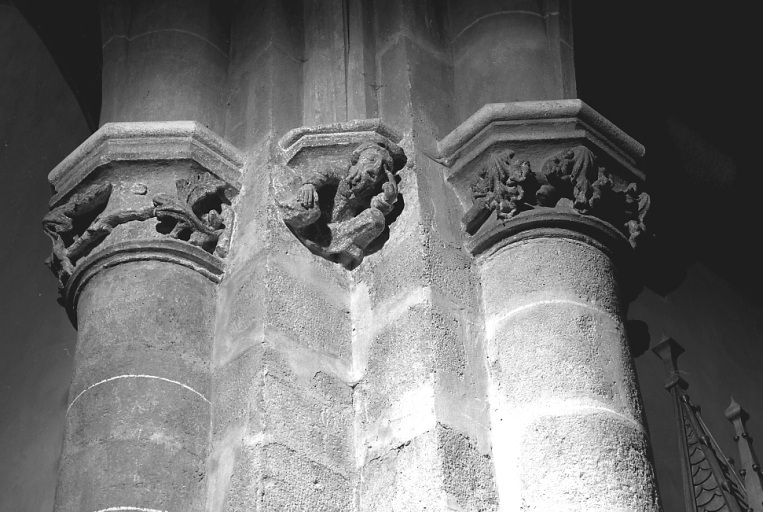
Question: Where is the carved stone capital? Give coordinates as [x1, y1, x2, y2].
[43, 121, 244, 323]
[275, 119, 408, 269]
[438, 100, 649, 260]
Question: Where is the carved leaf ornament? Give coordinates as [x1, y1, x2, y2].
[43, 173, 233, 293]
[462, 145, 650, 248]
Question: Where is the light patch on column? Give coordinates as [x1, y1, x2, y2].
[485, 298, 613, 339]
[91, 507, 168, 512]
[67, 374, 210, 414]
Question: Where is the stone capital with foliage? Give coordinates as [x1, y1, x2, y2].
[437, 100, 650, 257]
[42, 121, 244, 323]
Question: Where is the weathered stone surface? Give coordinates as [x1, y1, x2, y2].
[375, 0, 450, 54]
[260, 442, 353, 511]
[226, 45, 304, 149]
[439, 101, 650, 252]
[519, 412, 660, 511]
[42, 121, 242, 512]
[438, 424, 499, 511]
[446, 0, 576, 120]
[263, 376, 352, 471]
[275, 121, 408, 268]
[481, 236, 624, 320]
[35, 2, 670, 510]
[477, 222, 657, 510]
[73, 260, 214, 395]
[55, 261, 214, 512]
[489, 300, 642, 419]
[453, 10, 563, 115]
[359, 431, 444, 511]
[264, 262, 352, 359]
[43, 121, 244, 323]
[208, 131, 359, 508]
[429, 98, 661, 510]
[354, 239, 427, 310]
[302, 0, 348, 125]
[99, 0, 230, 133]
[358, 300, 439, 421]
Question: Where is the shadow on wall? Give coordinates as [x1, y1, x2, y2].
[0, 4, 91, 512]
[631, 263, 763, 512]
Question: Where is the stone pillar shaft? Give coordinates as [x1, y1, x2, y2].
[45, 122, 243, 512]
[99, 0, 229, 133]
[438, 100, 660, 511]
[57, 261, 214, 512]
[447, 0, 576, 121]
[482, 232, 656, 510]
[41, 1, 661, 509]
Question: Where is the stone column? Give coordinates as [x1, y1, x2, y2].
[438, 100, 660, 511]
[99, 0, 229, 133]
[43, 123, 243, 512]
[447, 0, 576, 121]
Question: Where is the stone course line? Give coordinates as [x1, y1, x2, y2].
[103, 29, 228, 58]
[531, 401, 647, 434]
[454, 10, 546, 41]
[91, 507, 168, 512]
[486, 298, 614, 339]
[67, 374, 210, 414]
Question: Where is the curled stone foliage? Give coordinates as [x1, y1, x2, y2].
[43, 173, 234, 293]
[153, 172, 233, 255]
[462, 149, 538, 234]
[278, 139, 407, 269]
[462, 145, 650, 248]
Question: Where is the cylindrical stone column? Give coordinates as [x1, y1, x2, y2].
[43, 122, 243, 512]
[447, 0, 576, 120]
[480, 216, 658, 511]
[57, 259, 215, 511]
[99, 0, 229, 132]
[439, 101, 660, 510]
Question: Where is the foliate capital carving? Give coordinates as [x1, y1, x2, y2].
[437, 100, 650, 256]
[275, 120, 408, 269]
[43, 121, 244, 317]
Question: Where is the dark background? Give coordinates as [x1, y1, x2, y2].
[574, 1, 759, 302]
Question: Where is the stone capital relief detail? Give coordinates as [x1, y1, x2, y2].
[435, 101, 650, 254]
[43, 172, 236, 296]
[41, 121, 244, 306]
[462, 145, 650, 248]
[275, 121, 408, 269]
